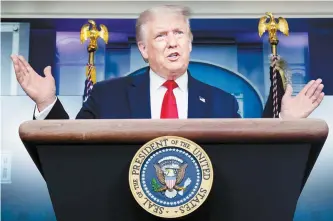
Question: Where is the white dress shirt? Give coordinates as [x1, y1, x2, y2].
[34, 70, 189, 120]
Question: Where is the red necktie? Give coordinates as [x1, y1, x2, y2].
[160, 80, 178, 118]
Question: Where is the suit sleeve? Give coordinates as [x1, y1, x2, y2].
[262, 87, 273, 118]
[262, 66, 275, 118]
[75, 84, 100, 119]
[44, 99, 70, 119]
[33, 83, 100, 120]
[262, 66, 273, 118]
[32, 98, 69, 120]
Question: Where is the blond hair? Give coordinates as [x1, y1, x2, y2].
[135, 5, 193, 43]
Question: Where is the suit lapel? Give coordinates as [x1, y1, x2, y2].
[127, 69, 208, 119]
[188, 73, 208, 118]
[127, 69, 151, 119]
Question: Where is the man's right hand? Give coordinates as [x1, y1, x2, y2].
[11, 55, 56, 112]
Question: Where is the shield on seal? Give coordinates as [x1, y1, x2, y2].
[165, 175, 176, 189]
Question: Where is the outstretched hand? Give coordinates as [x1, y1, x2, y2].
[280, 79, 324, 119]
[11, 54, 56, 112]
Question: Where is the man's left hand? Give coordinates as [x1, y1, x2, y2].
[280, 78, 324, 119]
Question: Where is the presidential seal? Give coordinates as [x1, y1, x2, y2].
[129, 136, 213, 218]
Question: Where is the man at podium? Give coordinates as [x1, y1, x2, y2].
[10, 5, 324, 120]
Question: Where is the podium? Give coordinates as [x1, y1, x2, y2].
[19, 119, 328, 221]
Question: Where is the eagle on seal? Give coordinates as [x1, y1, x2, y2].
[153, 163, 188, 193]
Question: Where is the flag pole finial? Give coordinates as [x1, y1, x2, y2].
[258, 12, 289, 56]
[80, 20, 109, 84]
[80, 20, 109, 102]
[259, 13, 290, 118]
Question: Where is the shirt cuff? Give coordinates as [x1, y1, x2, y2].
[34, 97, 57, 120]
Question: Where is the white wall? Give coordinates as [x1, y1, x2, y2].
[2, 1, 333, 19]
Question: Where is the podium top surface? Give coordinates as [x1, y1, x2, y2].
[19, 118, 329, 144]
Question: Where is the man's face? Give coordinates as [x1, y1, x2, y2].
[138, 13, 192, 80]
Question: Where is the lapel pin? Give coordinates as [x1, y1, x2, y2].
[199, 96, 206, 103]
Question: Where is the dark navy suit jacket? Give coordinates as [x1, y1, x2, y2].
[44, 68, 241, 120]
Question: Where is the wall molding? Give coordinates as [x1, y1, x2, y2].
[2, 0, 333, 18]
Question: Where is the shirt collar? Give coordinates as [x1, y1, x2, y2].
[149, 69, 188, 92]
